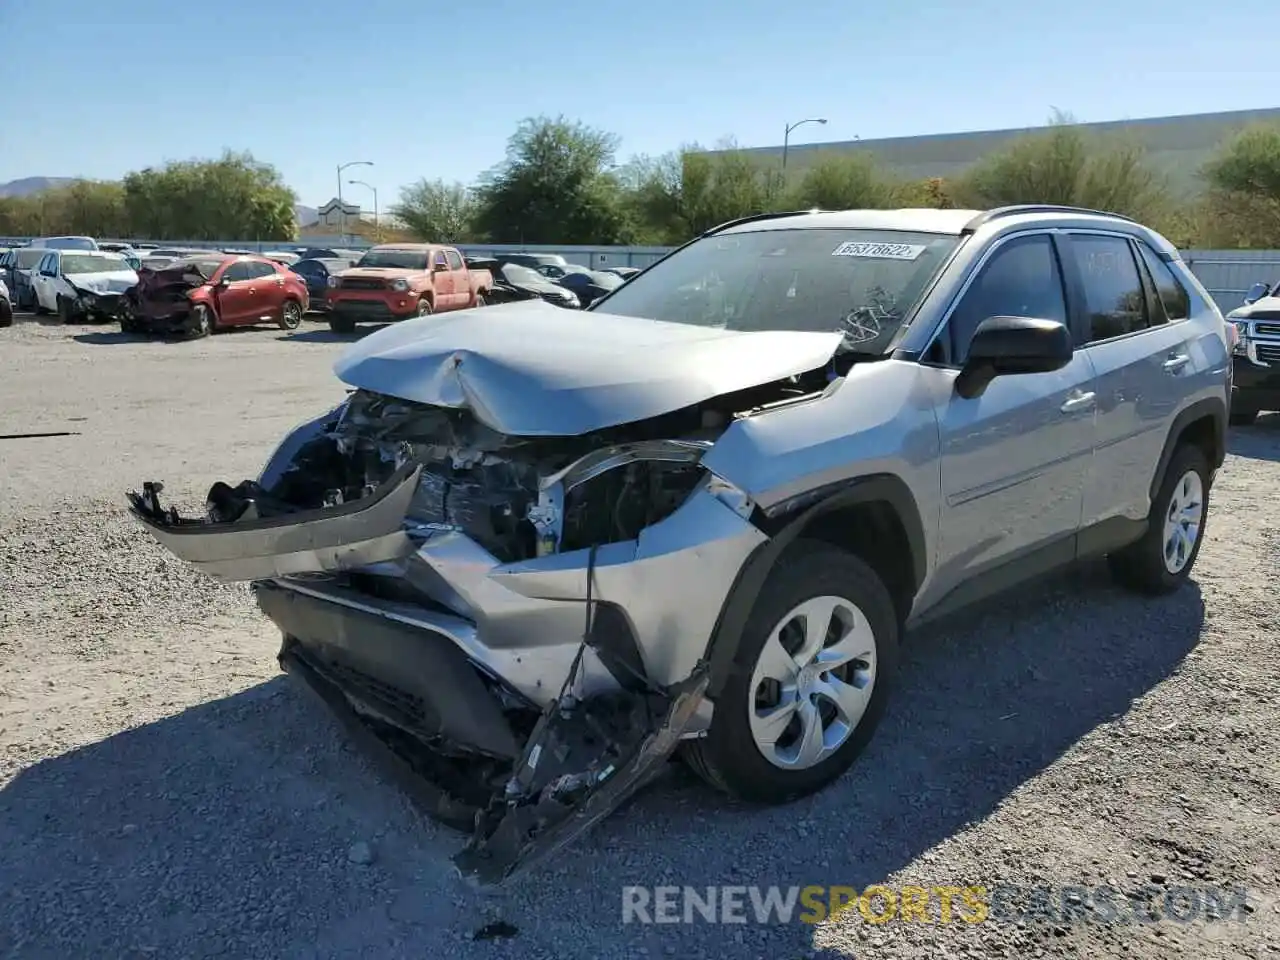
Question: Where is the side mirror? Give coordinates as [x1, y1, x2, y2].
[434, 262, 449, 272]
[955, 316, 1074, 400]
[216, 276, 232, 288]
[1244, 281, 1270, 305]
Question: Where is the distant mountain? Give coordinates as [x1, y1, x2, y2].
[295, 204, 318, 225]
[0, 176, 80, 198]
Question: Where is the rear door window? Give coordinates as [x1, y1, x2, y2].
[1134, 242, 1190, 322]
[1069, 235, 1149, 343]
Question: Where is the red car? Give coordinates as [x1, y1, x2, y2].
[122, 254, 310, 339]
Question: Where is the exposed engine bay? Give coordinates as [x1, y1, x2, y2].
[127, 360, 846, 884]
[203, 368, 835, 562]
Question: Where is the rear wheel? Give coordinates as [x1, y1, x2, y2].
[474, 293, 487, 308]
[683, 539, 898, 804]
[329, 313, 356, 334]
[279, 298, 303, 330]
[1108, 443, 1209, 594]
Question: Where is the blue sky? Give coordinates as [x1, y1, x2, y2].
[1, 0, 1276, 207]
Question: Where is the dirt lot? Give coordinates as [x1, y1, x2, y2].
[0, 313, 1277, 960]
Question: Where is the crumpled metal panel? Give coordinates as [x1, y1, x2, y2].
[331, 299, 843, 437]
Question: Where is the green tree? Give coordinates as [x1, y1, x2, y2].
[1197, 124, 1280, 248]
[621, 142, 784, 244]
[472, 116, 631, 244]
[784, 152, 894, 210]
[122, 151, 297, 241]
[953, 115, 1169, 223]
[390, 179, 477, 242]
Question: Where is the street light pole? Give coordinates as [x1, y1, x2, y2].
[782, 117, 828, 172]
[336, 160, 373, 242]
[348, 180, 379, 242]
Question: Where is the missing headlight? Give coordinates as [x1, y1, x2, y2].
[559, 460, 705, 553]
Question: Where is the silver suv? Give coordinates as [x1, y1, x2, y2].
[130, 205, 1230, 882]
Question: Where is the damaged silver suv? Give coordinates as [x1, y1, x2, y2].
[129, 205, 1230, 883]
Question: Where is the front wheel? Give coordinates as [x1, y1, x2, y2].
[33, 294, 49, 316]
[683, 539, 898, 804]
[0, 300, 12, 327]
[56, 296, 74, 324]
[416, 297, 433, 317]
[278, 299, 303, 330]
[189, 304, 214, 339]
[1108, 443, 1210, 594]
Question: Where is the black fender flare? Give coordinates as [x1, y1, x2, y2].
[700, 474, 926, 700]
[1150, 396, 1226, 501]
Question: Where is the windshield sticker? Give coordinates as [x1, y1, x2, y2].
[831, 241, 926, 260]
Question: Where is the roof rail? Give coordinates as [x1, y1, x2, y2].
[703, 210, 818, 236]
[962, 205, 1138, 233]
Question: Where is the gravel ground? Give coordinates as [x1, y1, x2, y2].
[1, 312, 1277, 960]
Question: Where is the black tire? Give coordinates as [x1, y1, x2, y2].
[0, 301, 12, 328]
[1228, 406, 1259, 427]
[278, 298, 303, 330]
[329, 313, 356, 334]
[1107, 443, 1210, 595]
[189, 304, 214, 339]
[33, 295, 50, 316]
[474, 293, 487, 308]
[682, 539, 898, 805]
[416, 297, 433, 317]
[56, 296, 74, 324]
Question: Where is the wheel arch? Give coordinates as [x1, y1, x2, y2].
[1150, 397, 1226, 501]
[701, 473, 926, 700]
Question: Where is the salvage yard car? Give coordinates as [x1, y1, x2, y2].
[0, 276, 12, 327]
[325, 243, 493, 333]
[121, 254, 309, 338]
[1226, 279, 1280, 424]
[128, 205, 1230, 885]
[31, 250, 138, 322]
[1, 246, 49, 310]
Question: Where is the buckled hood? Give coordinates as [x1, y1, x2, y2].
[333, 299, 844, 437]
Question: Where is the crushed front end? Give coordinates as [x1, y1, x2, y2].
[124, 263, 210, 336]
[126, 385, 787, 882]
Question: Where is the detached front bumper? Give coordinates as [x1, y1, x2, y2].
[126, 463, 766, 882]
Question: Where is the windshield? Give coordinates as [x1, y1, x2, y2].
[594, 228, 961, 353]
[356, 249, 430, 270]
[61, 254, 130, 274]
[16, 249, 47, 268]
[174, 258, 225, 277]
[500, 264, 545, 285]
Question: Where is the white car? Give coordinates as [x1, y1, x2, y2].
[31, 250, 138, 323]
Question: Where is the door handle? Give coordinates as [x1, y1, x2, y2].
[1163, 354, 1190, 372]
[1060, 391, 1096, 414]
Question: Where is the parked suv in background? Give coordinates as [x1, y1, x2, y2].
[129, 205, 1229, 883]
[1226, 279, 1280, 424]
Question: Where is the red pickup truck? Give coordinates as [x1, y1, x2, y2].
[326, 243, 493, 333]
